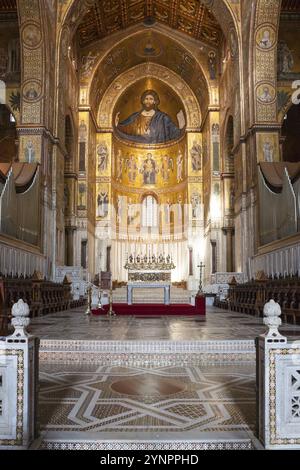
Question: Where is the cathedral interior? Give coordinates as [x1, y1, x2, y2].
[0, 0, 300, 452]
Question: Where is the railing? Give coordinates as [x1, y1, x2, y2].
[0, 300, 38, 449]
[257, 300, 300, 449]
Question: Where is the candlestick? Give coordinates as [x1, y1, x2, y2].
[197, 261, 205, 295]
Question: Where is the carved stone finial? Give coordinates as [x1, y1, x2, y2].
[263, 299, 286, 340]
[10, 299, 30, 338]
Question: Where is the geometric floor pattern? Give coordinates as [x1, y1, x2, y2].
[28, 306, 300, 341]
[27, 305, 300, 449]
[39, 363, 256, 436]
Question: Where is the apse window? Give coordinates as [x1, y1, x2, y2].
[10, 113, 15, 123]
[142, 195, 158, 228]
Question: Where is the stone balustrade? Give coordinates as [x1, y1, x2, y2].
[0, 299, 39, 450]
[257, 300, 300, 449]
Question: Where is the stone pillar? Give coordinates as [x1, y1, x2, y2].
[65, 226, 76, 266]
[223, 227, 235, 273]
[211, 240, 217, 274]
[188, 247, 193, 276]
[106, 246, 111, 272]
[81, 239, 87, 269]
[0, 300, 39, 449]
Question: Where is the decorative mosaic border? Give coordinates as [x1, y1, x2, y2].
[0, 349, 24, 447]
[40, 439, 254, 451]
[39, 350, 255, 366]
[39, 340, 255, 365]
[269, 348, 300, 446]
[40, 339, 255, 353]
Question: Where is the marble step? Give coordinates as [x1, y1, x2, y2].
[39, 437, 255, 451]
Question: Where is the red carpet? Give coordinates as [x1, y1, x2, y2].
[92, 296, 205, 316]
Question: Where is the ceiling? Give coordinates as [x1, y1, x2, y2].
[77, 0, 223, 48]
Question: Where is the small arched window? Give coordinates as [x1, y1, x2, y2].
[142, 195, 158, 228]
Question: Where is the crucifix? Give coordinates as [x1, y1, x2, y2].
[197, 261, 205, 295]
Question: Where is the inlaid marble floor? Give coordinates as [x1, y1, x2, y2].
[38, 362, 256, 447]
[27, 306, 300, 341]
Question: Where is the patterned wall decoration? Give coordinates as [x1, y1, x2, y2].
[253, 0, 281, 123]
[18, 1, 45, 125]
[60, 0, 237, 43]
[76, 0, 223, 48]
[89, 30, 208, 122]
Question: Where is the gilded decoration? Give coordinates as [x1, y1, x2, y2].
[83, 28, 210, 118]
[96, 183, 110, 220]
[188, 133, 202, 175]
[18, 1, 45, 126]
[19, 135, 41, 163]
[256, 26, 276, 51]
[256, 133, 280, 163]
[114, 81, 186, 145]
[256, 83, 276, 104]
[112, 133, 187, 190]
[254, 0, 281, 123]
[97, 63, 201, 130]
[96, 133, 111, 177]
[22, 80, 42, 102]
[76, 0, 222, 48]
[22, 23, 42, 49]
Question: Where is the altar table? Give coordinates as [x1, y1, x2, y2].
[127, 283, 171, 305]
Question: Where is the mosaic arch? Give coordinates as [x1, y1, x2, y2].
[97, 63, 202, 131]
[81, 27, 211, 119]
[57, 1, 240, 123]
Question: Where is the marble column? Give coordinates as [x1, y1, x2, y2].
[188, 247, 193, 276]
[65, 226, 76, 266]
[223, 227, 235, 273]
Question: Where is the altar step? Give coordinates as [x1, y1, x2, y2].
[38, 435, 256, 451]
[112, 286, 194, 304]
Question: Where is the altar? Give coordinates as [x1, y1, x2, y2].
[127, 282, 171, 305]
[124, 253, 175, 305]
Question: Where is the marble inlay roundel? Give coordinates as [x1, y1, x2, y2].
[110, 374, 186, 396]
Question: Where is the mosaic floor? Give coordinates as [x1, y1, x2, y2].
[28, 306, 300, 341]
[28, 305, 300, 449]
[38, 362, 257, 448]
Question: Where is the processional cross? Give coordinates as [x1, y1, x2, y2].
[197, 262, 205, 295]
